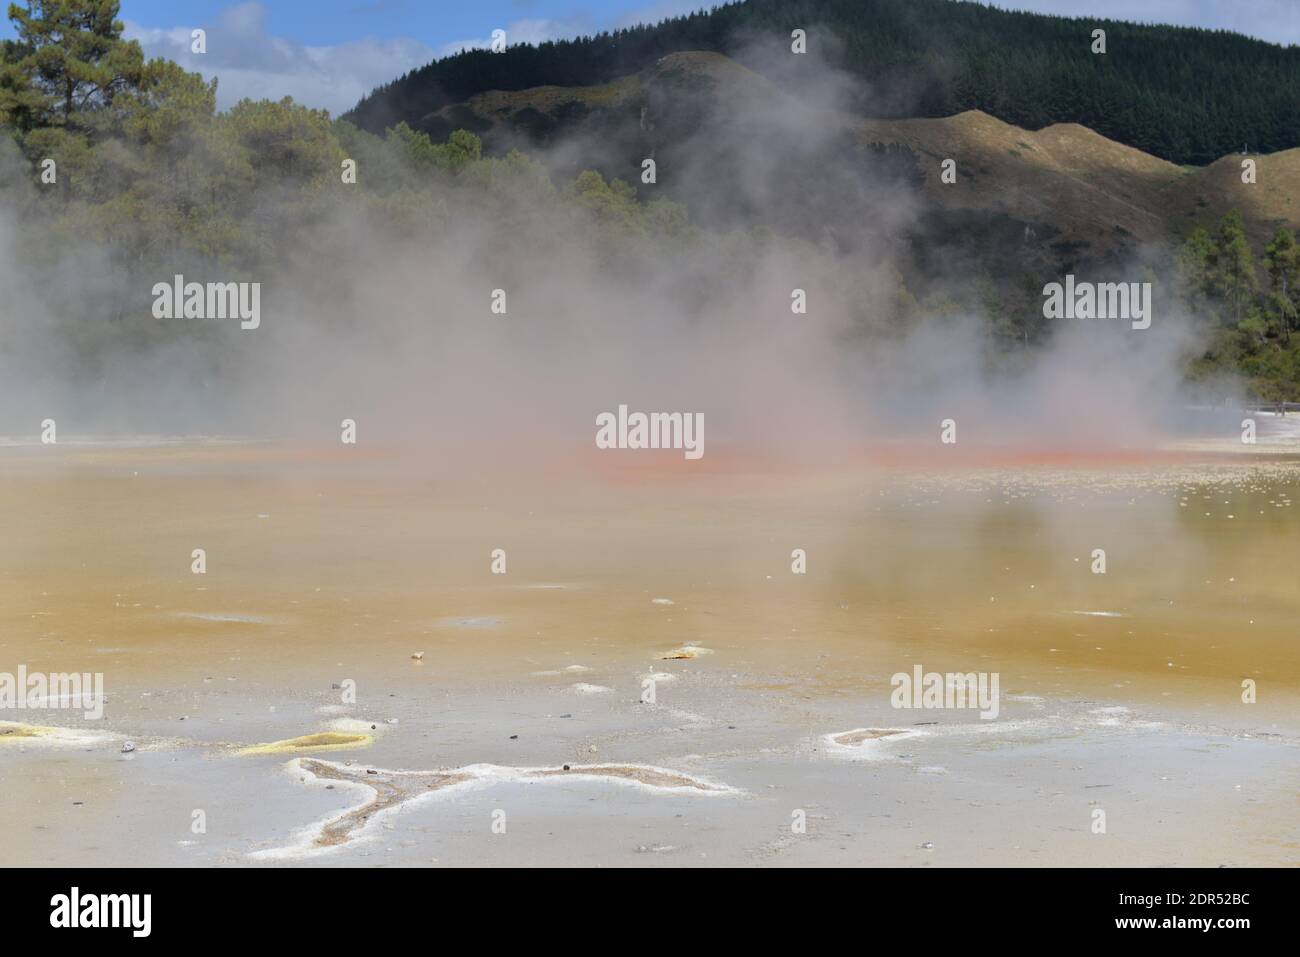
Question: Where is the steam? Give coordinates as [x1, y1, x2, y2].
[0, 36, 1238, 466]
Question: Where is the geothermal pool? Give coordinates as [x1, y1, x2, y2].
[1, 441, 1297, 866]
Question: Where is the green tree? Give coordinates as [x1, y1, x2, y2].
[1208, 210, 1259, 325]
[1262, 226, 1298, 342]
[385, 122, 481, 174]
[4, 0, 145, 130]
[1176, 227, 1214, 307]
[0, 34, 46, 129]
[224, 96, 340, 186]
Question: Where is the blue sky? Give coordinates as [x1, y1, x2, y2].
[1, 1, 1295, 116]
[109, 0, 684, 47]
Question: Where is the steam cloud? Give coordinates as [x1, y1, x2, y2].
[0, 36, 1239, 466]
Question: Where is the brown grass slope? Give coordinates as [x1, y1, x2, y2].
[428, 50, 1300, 257]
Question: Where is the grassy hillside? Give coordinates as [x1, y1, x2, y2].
[397, 50, 1300, 260]
[344, 0, 1300, 167]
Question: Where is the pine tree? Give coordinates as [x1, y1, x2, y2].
[1209, 211, 1260, 326]
[1263, 227, 1299, 342]
[3, 0, 144, 130]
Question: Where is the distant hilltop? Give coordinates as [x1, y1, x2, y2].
[344, 0, 1300, 168]
[350, 48, 1300, 262]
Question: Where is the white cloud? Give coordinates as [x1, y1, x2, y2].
[125, 2, 434, 116]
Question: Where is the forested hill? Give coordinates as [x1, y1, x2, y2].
[343, 0, 1300, 167]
